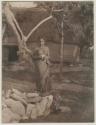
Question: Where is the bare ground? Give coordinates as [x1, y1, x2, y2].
[2, 64, 94, 122]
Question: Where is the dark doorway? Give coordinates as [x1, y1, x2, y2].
[8, 46, 19, 62]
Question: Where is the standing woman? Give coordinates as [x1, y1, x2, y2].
[32, 38, 51, 93]
[24, 38, 51, 93]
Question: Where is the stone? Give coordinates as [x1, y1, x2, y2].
[27, 95, 53, 119]
[2, 97, 7, 109]
[5, 89, 12, 98]
[59, 106, 71, 113]
[27, 96, 42, 103]
[3, 95, 53, 121]
[10, 93, 27, 105]
[26, 104, 35, 118]
[30, 105, 37, 119]
[27, 92, 39, 98]
[5, 98, 26, 117]
[2, 107, 21, 123]
[52, 94, 62, 111]
[43, 95, 53, 116]
[36, 95, 53, 117]
[36, 102, 44, 116]
[12, 88, 26, 99]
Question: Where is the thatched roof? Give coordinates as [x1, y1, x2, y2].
[4, 7, 80, 46]
[3, 8, 81, 63]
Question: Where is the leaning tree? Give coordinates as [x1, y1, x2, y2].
[3, 1, 93, 72]
[3, 2, 53, 63]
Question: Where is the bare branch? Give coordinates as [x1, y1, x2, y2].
[26, 15, 53, 42]
[4, 3, 53, 60]
[4, 3, 24, 42]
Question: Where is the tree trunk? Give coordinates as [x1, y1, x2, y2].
[60, 21, 64, 76]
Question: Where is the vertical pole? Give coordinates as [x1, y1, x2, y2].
[60, 18, 64, 77]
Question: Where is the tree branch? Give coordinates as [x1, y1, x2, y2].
[4, 3, 24, 42]
[25, 15, 53, 42]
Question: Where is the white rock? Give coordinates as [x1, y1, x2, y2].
[43, 95, 53, 116]
[27, 93, 39, 98]
[10, 93, 27, 105]
[2, 97, 7, 109]
[5, 98, 26, 117]
[36, 95, 53, 117]
[12, 88, 22, 95]
[36, 97, 48, 116]
[5, 89, 12, 98]
[2, 102, 7, 109]
[26, 104, 35, 118]
[30, 105, 37, 119]
[27, 96, 42, 103]
[36, 102, 44, 116]
[46, 95, 53, 107]
[2, 107, 21, 123]
[59, 106, 71, 113]
[12, 88, 26, 99]
[27, 95, 53, 119]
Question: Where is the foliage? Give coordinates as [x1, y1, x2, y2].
[2, 1, 93, 53]
[35, 1, 94, 51]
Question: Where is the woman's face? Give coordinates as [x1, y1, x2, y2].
[40, 39, 45, 46]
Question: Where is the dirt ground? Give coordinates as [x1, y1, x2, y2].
[2, 62, 94, 122]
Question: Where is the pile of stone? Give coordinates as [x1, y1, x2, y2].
[2, 89, 53, 123]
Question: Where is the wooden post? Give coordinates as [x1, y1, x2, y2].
[60, 18, 64, 76]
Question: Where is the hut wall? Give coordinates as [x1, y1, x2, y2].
[2, 8, 80, 64]
[27, 42, 80, 63]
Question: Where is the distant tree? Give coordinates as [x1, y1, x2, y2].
[3, 1, 93, 59]
[35, 1, 94, 53]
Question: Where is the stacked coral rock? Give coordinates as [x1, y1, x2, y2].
[2, 89, 53, 123]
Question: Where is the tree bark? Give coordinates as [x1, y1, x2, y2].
[26, 15, 53, 42]
[60, 21, 64, 76]
[4, 3, 53, 57]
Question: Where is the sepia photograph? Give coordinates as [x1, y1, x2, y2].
[2, 1, 94, 123]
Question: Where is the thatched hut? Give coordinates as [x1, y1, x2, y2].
[2, 7, 80, 64]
